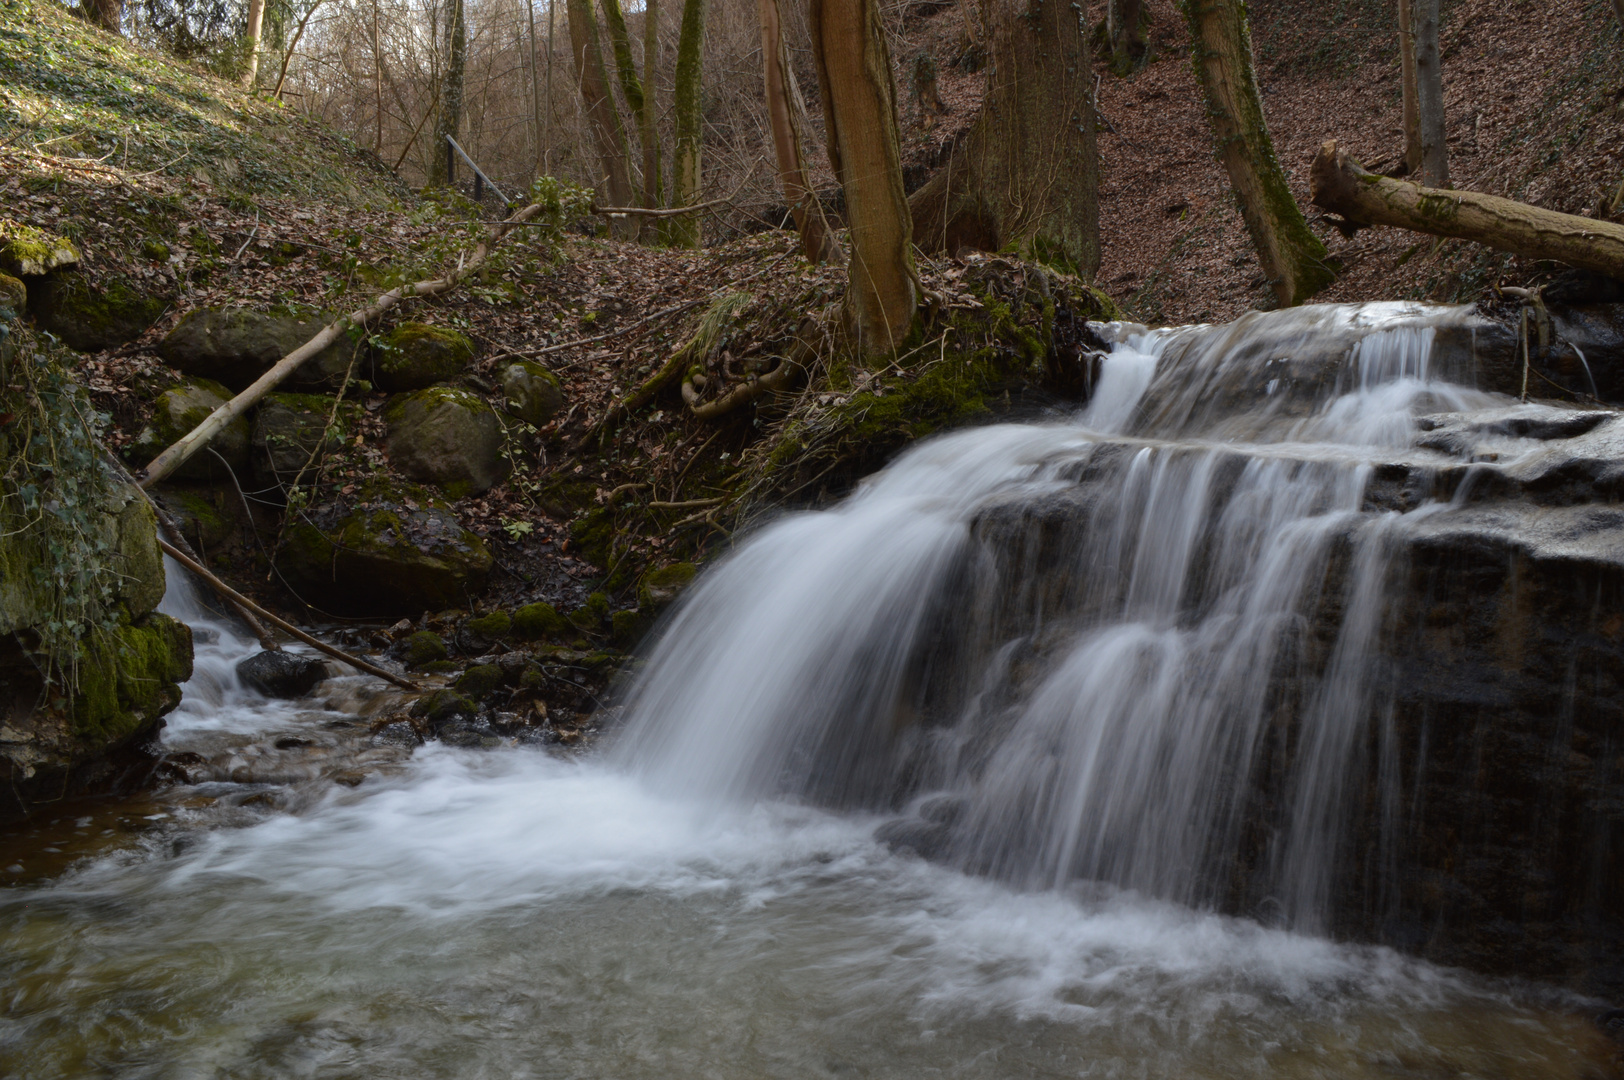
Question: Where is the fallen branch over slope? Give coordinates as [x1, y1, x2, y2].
[139, 202, 547, 487]
[1310, 140, 1624, 279]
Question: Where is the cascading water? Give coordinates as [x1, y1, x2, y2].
[1, 303, 1619, 1079]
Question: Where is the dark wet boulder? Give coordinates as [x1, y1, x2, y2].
[372, 322, 474, 392]
[236, 650, 327, 698]
[250, 392, 357, 494]
[276, 480, 492, 617]
[32, 272, 167, 353]
[874, 817, 952, 860]
[499, 360, 564, 426]
[452, 663, 504, 699]
[156, 307, 363, 392]
[411, 689, 477, 726]
[397, 630, 449, 668]
[384, 387, 509, 497]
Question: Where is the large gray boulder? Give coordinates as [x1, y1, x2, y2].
[32, 272, 167, 353]
[250, 392, 356, 494]
[129, 377, 249, 482]
[500, 360, 564, 426]
[372, 322, 475, 392]
[157, 307, 362, 392]
[276, 479, 492, 616]
[385, 387, 509, 498]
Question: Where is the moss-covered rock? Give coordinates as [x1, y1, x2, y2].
[0, 273, 27, 318]
[250, 392, 356, 493]
[611, 607, 650, 647]
[512, 602, 568, 641]
[33, 272, 167, 353]
[0, 222, 79, 277]
[129, 377, 249, 482]
[384, 386, 509, 498]
[373, 322, 474, 392]
[151, 485, 240, 554]
[399, 630, 449, 668]
[275, 479, 492, 616]
[568, 592, 611, 633]
[68, 613, 192, 744]
[499, 360, 564, 426]
[639, 563, 697, 610]
[453, 663, 504, 699]
[411, 688, 477, 726]
[156, 307, 364, 392]
[464, 611, 511, 640]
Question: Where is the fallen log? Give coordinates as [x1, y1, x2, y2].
[139, 201, 547, 488]
[156, 537, 420, 691]
[1309, 140, 1624, 280]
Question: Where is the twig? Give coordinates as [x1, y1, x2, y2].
[648, 496, 725, 510]
[157, 538, 420, 690]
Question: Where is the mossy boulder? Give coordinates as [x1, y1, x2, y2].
[0, 273, 27, 319]
[639, 563, 697, 610]
[457, 610, 510, 653]
[511, 601, 568, 641]
[0, 223, 78, 277]
[276, 479, 492, 617]
[452, 663, 504, 699]
[157, 307, 364, 392]
[611, 607, 651, 647]
[130, 377, 249, 483]
[373, 322, 475, 392]
[499, 360, 564, 426]
[399, 630, 449, 668]
[250, 392, 356, 493]
[384, 387, 509, 498]
[411, 689, 477, 726]
[568, 592, 611, 633]
[151, 485, 240, 554]
[32, 272, 167, 353]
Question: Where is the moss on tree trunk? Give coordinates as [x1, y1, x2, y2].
[1182, 0, 1335, 307]
[429, 0, 467, 187]
[568, 0, 637, 235]
[670, 0, 707, 248]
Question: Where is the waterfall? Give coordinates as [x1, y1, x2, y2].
[612, 302, 1507, 930]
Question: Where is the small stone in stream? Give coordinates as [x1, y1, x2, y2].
[236, 650, 327, 698]
[399, 630, 449, 668]
[453, 664, 504, 699]
[499, 360, 565, 426]
[873, 818, 953, 860]
[412, 689, 477, 726]
[511, 602, 567, 641]
[274, 737, 314, 750]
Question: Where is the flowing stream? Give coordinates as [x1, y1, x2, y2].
[2, 304, 1620, 1078]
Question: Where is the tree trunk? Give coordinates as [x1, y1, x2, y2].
[1413, 0, 1448, 187]
[567, 0, 636, 231]
[86, 0, 121, 35]
[641, 0, 663, 214]
[430, 0, 467, 186]
[908, 0, 1099, 276]
[1396, 0, 1422, 174]
[1310, 140, 1624, 279]
[1182, 0, 1335, 307]
[761, 0, 837, 263]
[527, 0, 543, 178]
[602, 0, 658, 239]
[670, 0, 707, 248]
[810, 0, 918, 357]
[1106, 0, 1145, 71]
[243, 0, 266, 86]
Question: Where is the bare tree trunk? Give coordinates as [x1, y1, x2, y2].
[1413, 0, 1448, 187]
[761, 0, 837, 263]
[86, 0, 122, 35]
[670, 0, 707, 248]
[272, 0, 326, 101]
[545, 0, 556, 171]
[372, 0, 384, 153]
[1310, 140, 1624, 278]
[567, 0, 636, 229]
[810, 0, 917, 357]
[429, 0, 466, 186]
[1106, 0, 1145, 71]
[909, 0, 1099, 275]
[1396, 0, 1422, 174]
[527, 0, 543, 178]
[243, 0, 266, 86]
[1182, 0, 1335, 307]
[641, 0, 663, 214]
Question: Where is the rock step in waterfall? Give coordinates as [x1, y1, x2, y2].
[614, 300, 1624, 996]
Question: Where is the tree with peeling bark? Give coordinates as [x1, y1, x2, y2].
[909, 0, 1100, 276]
[429, 0, 467, 187]
[811, 0, 918, 357]
[1182, 0, 1335, 307]
[1412, 0, 1448, 188]
[670, 0, 708, 249]
[761, 0, 837, 263]
[568, 0, 637, 234]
